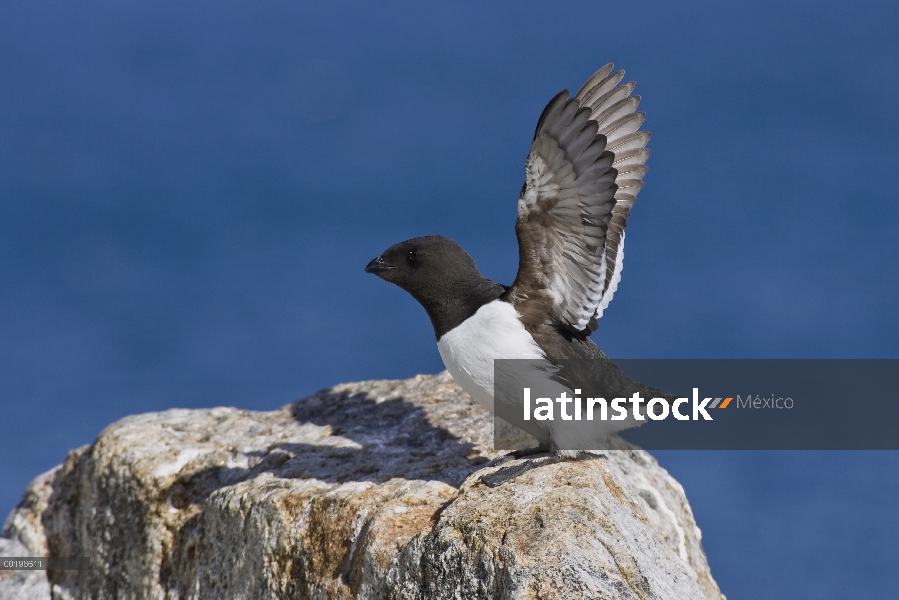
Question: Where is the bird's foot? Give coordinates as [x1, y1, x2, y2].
[479, 451, 604, 488]
[485, 444, 552, 468]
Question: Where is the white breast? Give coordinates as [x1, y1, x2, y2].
[436, 299, 545, 411]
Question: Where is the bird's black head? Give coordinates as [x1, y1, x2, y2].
[365, 235, 504, 338]
[365, 235, 479, 299]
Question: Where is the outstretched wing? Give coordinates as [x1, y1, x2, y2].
[507, 64, 650, 334]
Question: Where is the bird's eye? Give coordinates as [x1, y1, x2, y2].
[408, 251, 417, 263]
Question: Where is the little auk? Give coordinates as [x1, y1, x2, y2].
[366, 64, 663, 486]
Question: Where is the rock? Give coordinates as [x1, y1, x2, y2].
[0, 537, 52, 600]
[2, 372, 724, 599]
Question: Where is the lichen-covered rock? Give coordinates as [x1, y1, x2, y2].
[2, 372, 724, 599]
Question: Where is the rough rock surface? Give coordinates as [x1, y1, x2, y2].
[2, 372, 724, 599]
[0, 537, 52, 600]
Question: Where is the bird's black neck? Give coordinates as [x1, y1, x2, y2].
[416, 277, 506, 340]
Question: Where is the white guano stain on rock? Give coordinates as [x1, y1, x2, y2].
[153, 448, 209, 479]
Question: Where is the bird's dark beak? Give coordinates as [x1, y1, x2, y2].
[365, 255, 393, 274]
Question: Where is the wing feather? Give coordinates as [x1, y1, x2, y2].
[574, 64, 615, 99]
[592, 96, 640, 128]
[608, 131, 651, 154]
[604, 112, 646, 138]
[578, 70, 626, 107]
[508, 64, 650, 333]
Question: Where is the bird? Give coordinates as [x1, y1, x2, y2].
[365, 64, 664, 486]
